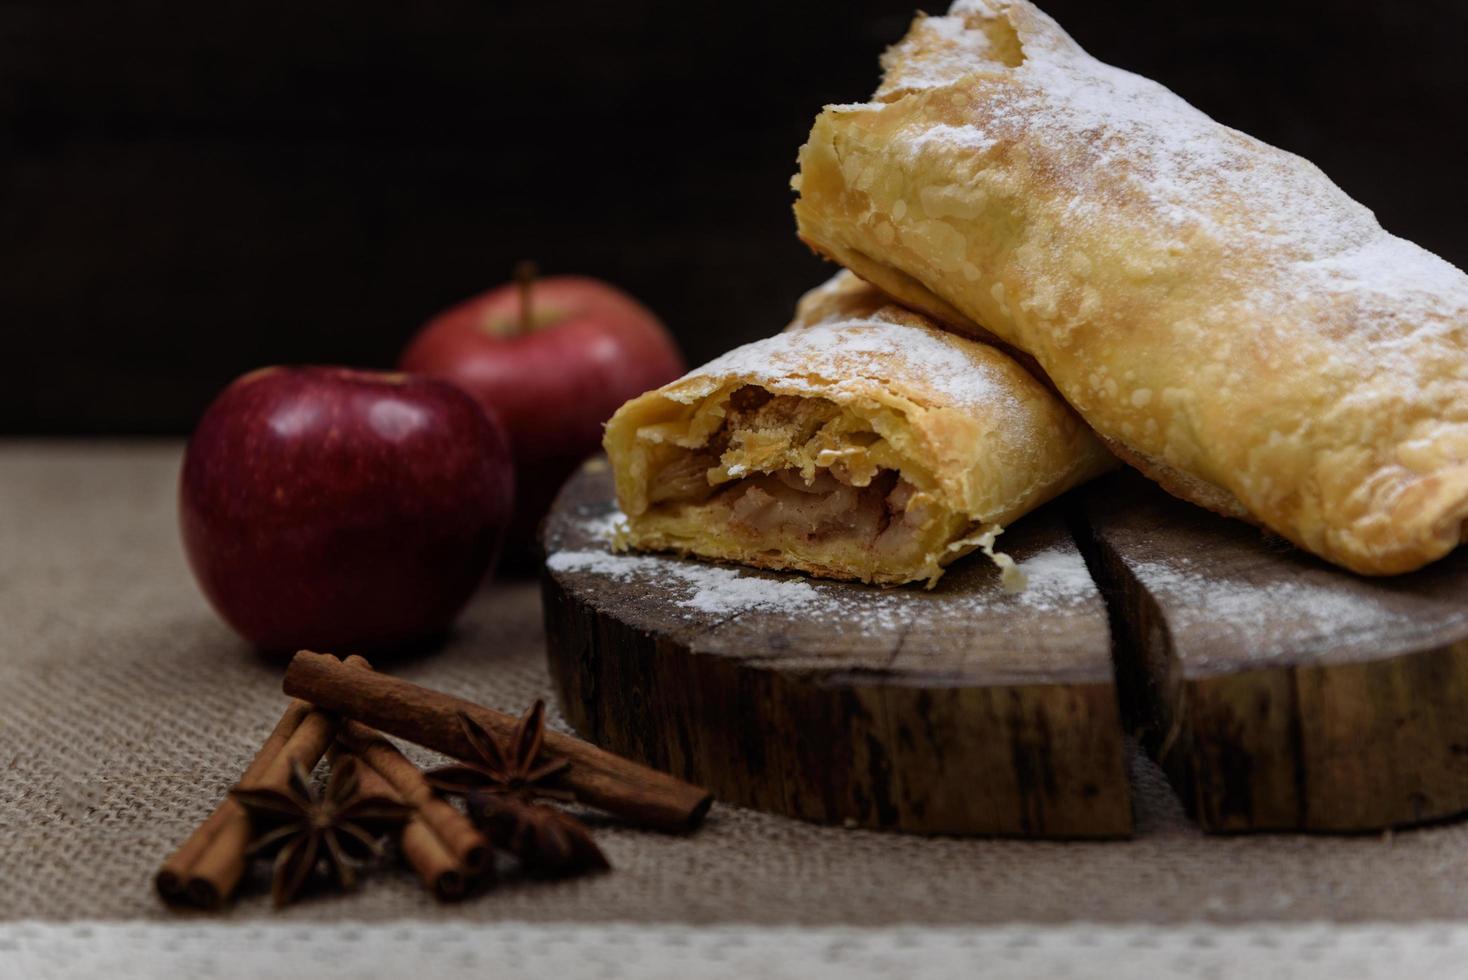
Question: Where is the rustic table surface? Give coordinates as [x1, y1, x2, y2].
[4, 441, 1468, 979]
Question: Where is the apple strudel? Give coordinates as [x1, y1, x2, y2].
[792, 0, 1468, 575]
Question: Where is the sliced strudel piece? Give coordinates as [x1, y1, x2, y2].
[603, 292, 1114, 586]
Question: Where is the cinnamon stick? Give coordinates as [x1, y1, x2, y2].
[332, 719, 491, 901]
[283, 650, 713, 832]
[156, 654, 378, 908]
[155, 693, 341, 909]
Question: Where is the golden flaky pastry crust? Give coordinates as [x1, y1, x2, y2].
[793, 0, 1468, 575]
[603, 277, 1115, 586]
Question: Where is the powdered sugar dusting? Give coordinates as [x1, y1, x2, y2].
[547, 549, 821, 617]
[1128, 556, 1461, 663]
[557, 506, 822, 616]
[1012, 545, 1095, 612]
[905, 122, 1001, 157]
[1019, 53, 1468, 329]
[877, 11, 1008, 99]
[570, 506, 628, 544]
[674, 317, 1028, 430]
[871, 1, 1468, 360]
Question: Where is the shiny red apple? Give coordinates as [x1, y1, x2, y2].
[399, 265, 685, 560]
[179, 366, 514, 653]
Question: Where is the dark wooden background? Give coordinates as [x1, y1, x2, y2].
[4, 0, 1465, 434]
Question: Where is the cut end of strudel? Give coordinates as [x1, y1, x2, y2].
[603, 281, 1115, 587]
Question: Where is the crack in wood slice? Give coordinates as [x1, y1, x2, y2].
[540, 459, 1131, 837]
[1080, 471, 1468, 833]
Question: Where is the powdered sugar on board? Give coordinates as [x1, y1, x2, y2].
[547, 549, 823, 618]
[547, 508, 1096, 628]
[1011, 545, 1096, 612]
[1127, 555, 1468, 666]
[566, 506, 627, 544]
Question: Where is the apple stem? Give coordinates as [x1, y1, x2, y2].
[515, 260, 537, 336]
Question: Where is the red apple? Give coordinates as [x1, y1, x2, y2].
[179, 366, 514, 653]
[398, 265, 685, 560]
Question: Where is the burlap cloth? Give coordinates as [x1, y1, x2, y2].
[3, 441, 1467, 926]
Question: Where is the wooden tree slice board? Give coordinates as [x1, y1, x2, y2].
[541, 459, 1132, 837]
[1082, 471, 1468, 832]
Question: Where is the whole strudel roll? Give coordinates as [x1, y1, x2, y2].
[602, 280, 1115, 587]
[793, 0, 1468, 575]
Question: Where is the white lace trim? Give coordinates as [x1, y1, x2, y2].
[6, 920, 1468, 979]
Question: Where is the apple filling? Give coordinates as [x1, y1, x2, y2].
[622, 385, 979, 585]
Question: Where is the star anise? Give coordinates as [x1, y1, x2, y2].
[425, 701, 573, 803]
[230, 757, 412, 907]
[423, 701, 606, 876]
[465, 790, 610, 876]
